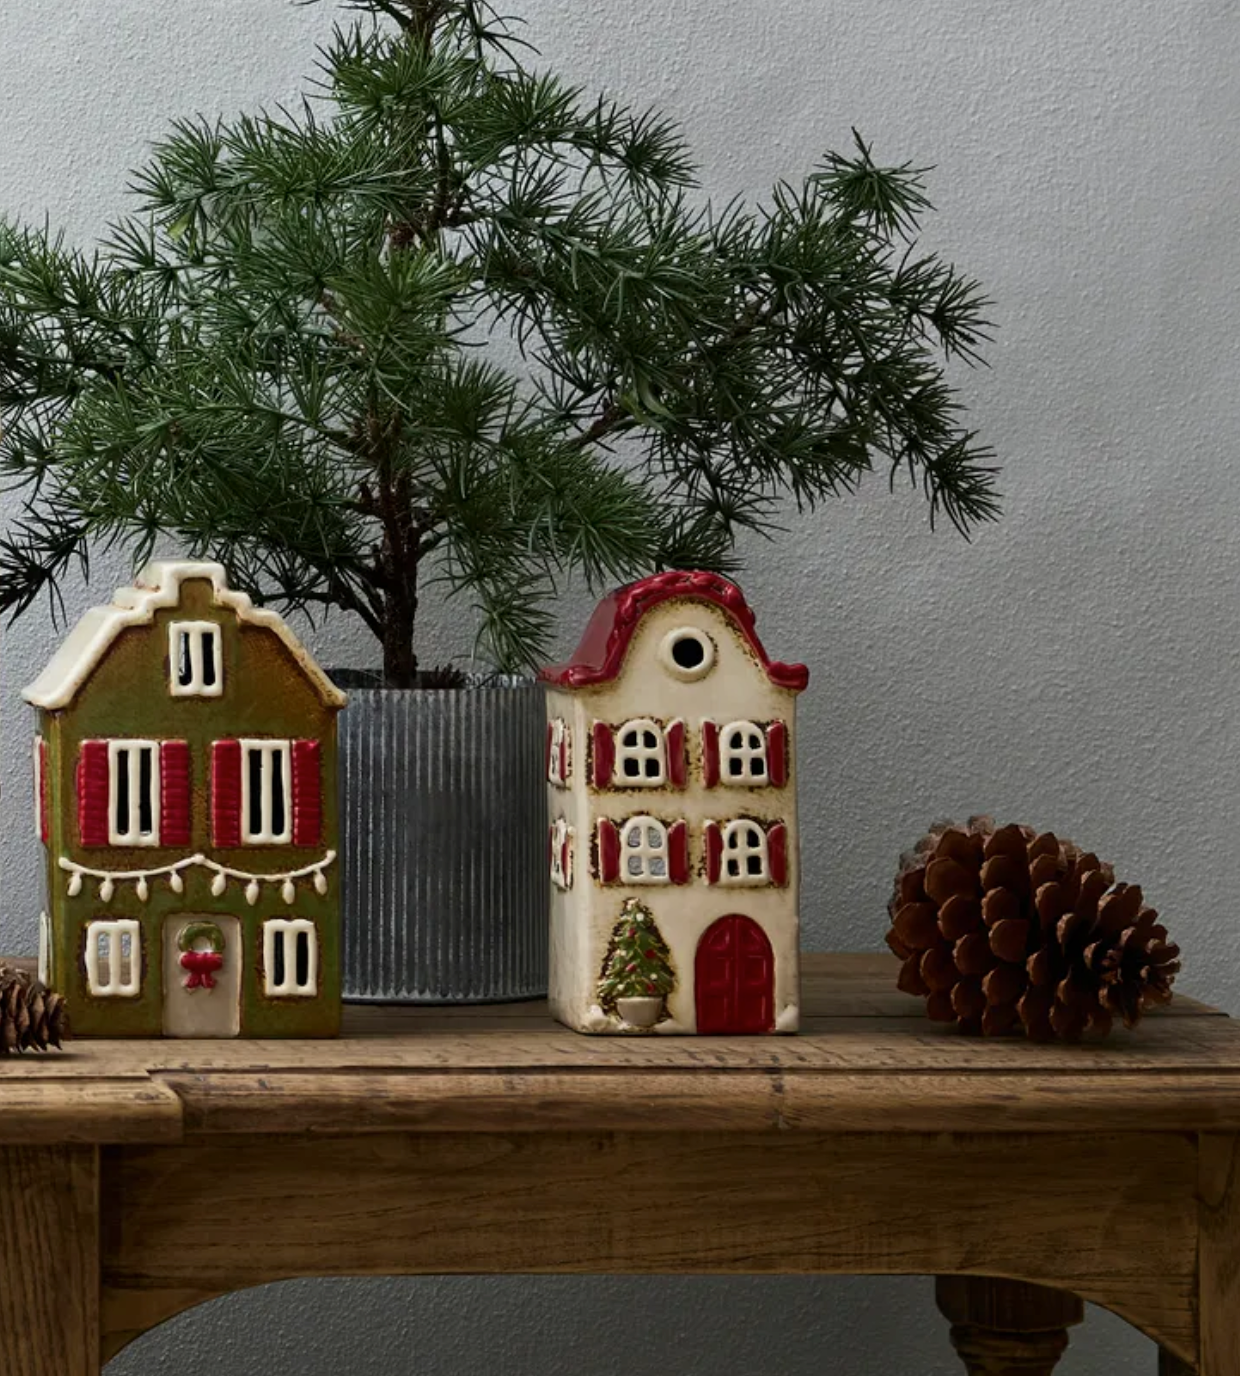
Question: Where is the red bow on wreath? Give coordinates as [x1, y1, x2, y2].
[180, 949, 224, 990]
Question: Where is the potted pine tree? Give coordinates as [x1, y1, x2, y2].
[0, 0, 998, 1002]
[598, 900, 677, 1029]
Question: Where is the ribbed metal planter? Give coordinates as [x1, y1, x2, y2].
[334, 674, 548, 1003]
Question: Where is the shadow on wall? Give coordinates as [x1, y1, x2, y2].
[104, 1274, 1145, 1376]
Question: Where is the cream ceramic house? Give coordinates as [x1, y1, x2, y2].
[541, 570, 808, 1034]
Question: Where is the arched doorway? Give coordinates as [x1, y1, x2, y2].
[695, 915, 774, 1033]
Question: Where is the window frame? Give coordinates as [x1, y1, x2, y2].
[241, 739, 293, 845]
[262, 918, 319, 997]
[614, 718, 667, 787]
[720, 819, 771, 886]
[621, 814, 671, 884]
[169, 620, 224, 698]
[548, 718, 571, 786]
[720, 720, 770, 787]
[84, 918, 142, 997]
[107, 740, 161, 847]
[549, 817, 574, 890]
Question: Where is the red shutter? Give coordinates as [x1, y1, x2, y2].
[592, 722, 615, 788]
[35, 738, 48, 845]
[545, 721, 554, 780]
[766, 722, 788, 788]
[77, 741, 110, 848]
[668, 820, 689, 885]
[598, 818, 621, 883]
[160, 741, 192, 847]
[666, 720, 687, 789]
[704, 820, 722, 885]
[768, 822, 789, 887]
[211, 740, 243, 847]
[560, 832, 572, 886]
[702, 721, 720, 788]
[559, 730, 569, 783]
[292, 739, 323, 846]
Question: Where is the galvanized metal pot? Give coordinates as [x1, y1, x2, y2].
[332, 673, 548, 1003]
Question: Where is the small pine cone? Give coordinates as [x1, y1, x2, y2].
[0, 967, 69, 1053]
[887, 820, 1180, 1041]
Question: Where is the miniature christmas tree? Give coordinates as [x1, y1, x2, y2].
[0, 0, 997, 685]
[597, 898, 676, 1014]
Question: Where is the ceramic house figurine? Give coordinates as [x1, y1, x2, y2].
[541, 570, 808, 1034]
[24, 561, 346, 1037]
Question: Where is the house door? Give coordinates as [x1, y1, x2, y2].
[162, 915, 242, 1038]
[695, 915, 775, 1034]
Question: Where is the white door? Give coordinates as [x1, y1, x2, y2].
[162, 915, 241, 1038]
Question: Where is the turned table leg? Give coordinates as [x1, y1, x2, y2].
[935, 1277, 1084, 1376]
[0, 1146, 100, 1375]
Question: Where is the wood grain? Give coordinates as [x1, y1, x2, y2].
[0, 1147, 100, 1376]
[99, 1130, 1199, 1364]
[1198, 1134, 1240, 1376]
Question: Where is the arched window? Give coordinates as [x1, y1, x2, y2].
[722, 820, 769, 884]
[623, 815, 669, 883]
[721, 721, 768, 784]
[615, 719, 666, 785]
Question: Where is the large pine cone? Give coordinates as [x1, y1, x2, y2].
[887, 818, 1181, 1040]
[0, 967, 68, 1053]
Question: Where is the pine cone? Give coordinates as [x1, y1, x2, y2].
[0, 967, 69, 1053]
[886, 818, 1181, 1041]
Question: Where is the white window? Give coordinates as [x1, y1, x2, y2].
[242, 740, 292, 844]
[170, 621, 223, 697]
[549, 817, 574, 890]
[108, 741, 160, 846]
[616, 719, 665, 785]
[721, 820, 770, 885]
[623, 815, 670, 883]
[38, 911, 52, 987]
[84, 918, 141, 997]
[548, 718, 571, 786]
[263, 918, 318, 997]
[721, 720, 768, 785]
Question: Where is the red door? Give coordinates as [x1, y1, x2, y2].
[695, 915, 775, 1034]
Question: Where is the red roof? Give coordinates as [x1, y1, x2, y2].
[541, 570, 809, 692]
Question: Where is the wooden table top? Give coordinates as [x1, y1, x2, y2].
[4, 953, 1238, 1143]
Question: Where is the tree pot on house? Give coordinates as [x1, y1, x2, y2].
[616, 996, 664, 1029]
[330, 671, 548, 1003]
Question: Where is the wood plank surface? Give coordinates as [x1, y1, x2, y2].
[99, 1130, 1199, 1365]
[0, 1147, 100, 1376]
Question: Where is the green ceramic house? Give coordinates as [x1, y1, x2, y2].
[23, 561, 347, 1038]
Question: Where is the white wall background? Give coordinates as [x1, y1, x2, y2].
[2, 0, 1236, 1371]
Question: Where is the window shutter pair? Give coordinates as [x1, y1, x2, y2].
[702, 721, 788, 788]
[596, 819, 689, 884]
[211, 739, 322, 846]
[703, 820, 789, 887]
[77, 739, 191, 848]
[591, 721, 687, 788]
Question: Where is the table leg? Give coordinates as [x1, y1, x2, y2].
[1198, 1136, 1240, 1376]
[935, 1276, 1084, 1376]
[0, 1146, 100, 1376]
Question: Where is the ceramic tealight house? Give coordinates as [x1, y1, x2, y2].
[541, 570, 808, 1034]
[24, 561, 346, 1037]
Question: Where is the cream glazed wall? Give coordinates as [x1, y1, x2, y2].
[547, 597, 801, 1034]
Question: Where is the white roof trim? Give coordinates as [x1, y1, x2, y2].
[22, 560, 348, 711]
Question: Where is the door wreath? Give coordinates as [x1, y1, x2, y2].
[178, 920, 226, 991]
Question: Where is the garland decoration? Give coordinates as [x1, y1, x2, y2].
[58, 851, 335, 906]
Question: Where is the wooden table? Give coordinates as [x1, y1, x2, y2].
[2, 952, 1237, 1376]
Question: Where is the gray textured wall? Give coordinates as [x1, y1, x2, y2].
[1, 1, 1235, 1371]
